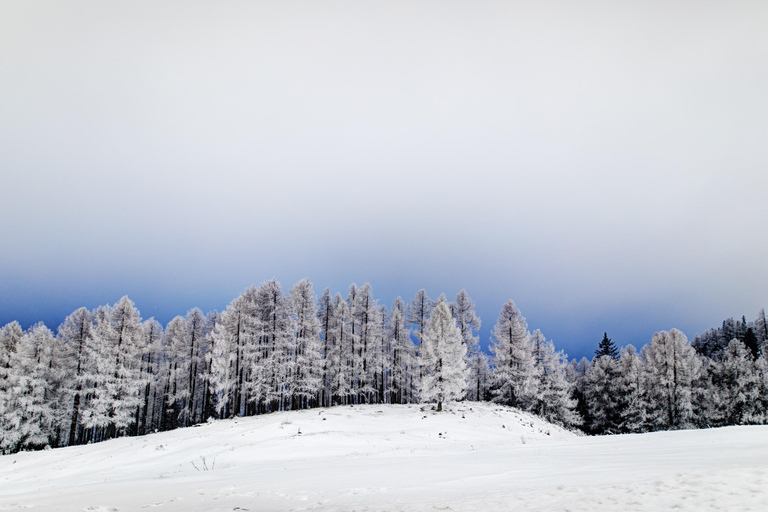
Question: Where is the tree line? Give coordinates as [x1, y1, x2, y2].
[1, 278, 766, 453]
[570, 310, 768, 434]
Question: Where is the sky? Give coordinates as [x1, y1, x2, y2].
[1, 1, 767, 360]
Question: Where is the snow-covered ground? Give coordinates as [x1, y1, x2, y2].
[1, 402, 766, 511]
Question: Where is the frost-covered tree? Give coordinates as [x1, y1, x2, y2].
[253, 279, 293, 412]
[210, 293, 252, 418]
[57, 308, 94, 446]
[583, 355, 622, 434]
[715, 339, 762, 425]
[387, 297, 415, 404]
[1, 323, 60, 453]
[489, 300, 532, 407]
[0, 321, 23, 373]
[316, 288, 335, 407]
[289, 278, 322, 409]
[616, 344, 646, 432]
[565, 357, 590, 428]
[0, 321, 24, 451]
[641, 328, 700, 430]
[407, 289, 434, 349]
[355, 283, 382, 403]
[536, 340, 580, 428]
[330, 297, 355, 405]
[78, 298, 144, 441]
[451, 290, 482, 400]
[419, 302, 467, 411]
[137, 318, 163, 434]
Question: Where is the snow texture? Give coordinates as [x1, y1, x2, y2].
[1, 402, 766, 512]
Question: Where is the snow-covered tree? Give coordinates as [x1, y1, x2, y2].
[387, 297, 415, 404]
[451, 290, 482, 400]
[210, 293, 252, 418]
[316, 288, 335, 407]
[253, 279, 293, 412]
[355, 283, 381, 403]
[583, 355, 622, 434]
[419, 302, 467, 411]
[57, 308, 94, 445]
[289, 278, 322, 409]
[536, 340, 580, 428]
[489, 300, 533, 407]
[641, 328, 700, 430]
[716, 339, 762, 425]
[330, 297, 355, 405]
[407, 289, 434, 348]
[616, 344, 646, 432]
[1, 323, 60, 453]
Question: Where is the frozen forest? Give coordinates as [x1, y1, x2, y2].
[1, 279, 768, 454]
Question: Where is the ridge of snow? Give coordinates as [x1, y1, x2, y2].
[1, 402, 767, 511]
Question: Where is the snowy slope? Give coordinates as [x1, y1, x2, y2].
[1, 402, 767, 511]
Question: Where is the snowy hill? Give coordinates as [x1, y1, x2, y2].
[1, 402, 767, 511]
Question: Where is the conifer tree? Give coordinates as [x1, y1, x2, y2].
[641, 328, 700, 430]
[595, 332, 619, 359]
[583, 355, 622, 434]
[58, 308, 94, 445]
[289, 278, 322, 410]
[489, 300, 533, 407]
[451, 290, 481, 400]
[716, 339, 761, 424]
[419, 302, 467, 411]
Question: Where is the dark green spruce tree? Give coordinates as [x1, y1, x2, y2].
[594, 332, 619, 360]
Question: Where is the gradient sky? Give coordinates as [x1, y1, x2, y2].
[1, 1, 767, 360]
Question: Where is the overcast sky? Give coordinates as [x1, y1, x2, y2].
[1, 1, 767, 359]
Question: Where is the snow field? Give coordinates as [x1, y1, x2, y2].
[1, 402, 766, 511]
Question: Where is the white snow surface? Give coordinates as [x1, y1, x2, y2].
[1, 402, 767, 511]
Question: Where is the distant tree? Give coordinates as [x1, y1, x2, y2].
[419, 302, 467, 411]
[595, 332, 619, 360]
[744, 328, 759, 360]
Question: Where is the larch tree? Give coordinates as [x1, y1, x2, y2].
[210, 293, 251, 419]
[616, 344, 646, 433]
[583, 355, 622, 434]
[316, 288, 335, 407]
[716, 339, 762, 425]
[489, 300, 532, 407]
[387, 297, 415, 404]
[289, 278, 322, 410]
[57, 307, 94, 446]
[419, 301, 467, 412]
[641, 328, 700, 430]
[451, 290, 482, 400]
[536, 340, 580, 428]
[1, 323, 60, 453]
